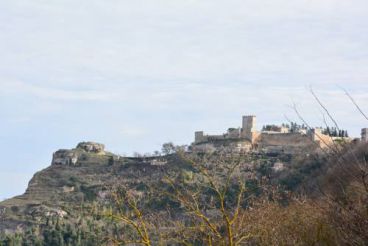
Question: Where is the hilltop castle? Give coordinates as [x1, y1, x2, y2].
[192, 115, 352, 154]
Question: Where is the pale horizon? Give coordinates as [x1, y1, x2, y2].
[1, 0, 368, 200]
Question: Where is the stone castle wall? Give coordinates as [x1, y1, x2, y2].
[310, 129, 334, 148]
[193, 115, 344, 154]
[192, 140, 252, 153]
[257, 132, 315, 154]
[258, 133, 310, 147]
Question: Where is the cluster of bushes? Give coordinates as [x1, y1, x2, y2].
[0, 214, 118, 246]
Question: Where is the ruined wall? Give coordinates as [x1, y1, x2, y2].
[227, 128, 241, 138]
[195, 132, 226, 143]
[191, 143, 216, 153]
[207, 135, 226, 141]
[192, 140, 252, 153]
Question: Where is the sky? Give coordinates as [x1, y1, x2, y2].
[0, 0, 368, 200]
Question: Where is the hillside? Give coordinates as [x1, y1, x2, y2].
[0, 141, 367, 245]
[0, 142, 292, 229]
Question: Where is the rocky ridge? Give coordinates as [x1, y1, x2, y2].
[0, 141, 291, 233]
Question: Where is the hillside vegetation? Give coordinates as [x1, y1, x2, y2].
[0, 140, 367, 245]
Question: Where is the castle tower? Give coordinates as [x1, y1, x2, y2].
[195, 131, 205, 143]
[362, 128, 368, 142]
[242, 115, 257, 142]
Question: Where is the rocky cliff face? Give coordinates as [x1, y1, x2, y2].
[0, 142, 174, 233]
[51, 142, 106, 166]
[0, 141, 291, 233]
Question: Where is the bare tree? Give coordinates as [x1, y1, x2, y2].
[291, 88, 368, 244]
[165, 152, 254, 246]
[103, 187, 153, 246]
[161, 142, 176, 156]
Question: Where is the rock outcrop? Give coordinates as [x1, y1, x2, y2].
[0, 141, 174, 232]
[52, 149, 79, 165]
[76, 142, 105, 153]
[51, 142, 105, 166]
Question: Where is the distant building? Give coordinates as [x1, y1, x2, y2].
[192, 115, 346, 154]
[362, 128, 368, 142]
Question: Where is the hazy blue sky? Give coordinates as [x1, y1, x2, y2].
[1, 0, 368, 200]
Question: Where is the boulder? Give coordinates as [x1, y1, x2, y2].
[29, 205, 68, 219]
[76, 142, 105, 153]
[272, 162, 285, 172]
[52, 150, 79, 165]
